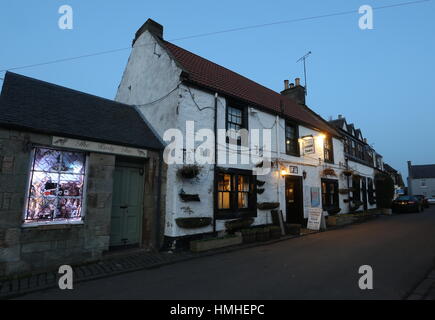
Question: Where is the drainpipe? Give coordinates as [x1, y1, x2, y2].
[213, 93, 218, 233]
[276, 115, 281, 221]
[155, 150, 163, 250]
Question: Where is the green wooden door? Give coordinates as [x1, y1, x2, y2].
[110, 165, 144, 247]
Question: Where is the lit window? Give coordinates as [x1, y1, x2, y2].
[24, 147, 87, 225]
[217, 169, 256, 219]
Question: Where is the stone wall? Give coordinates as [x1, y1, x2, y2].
[0, 128, 115, 277]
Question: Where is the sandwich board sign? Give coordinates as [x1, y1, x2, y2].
[307, 207, 324, 231]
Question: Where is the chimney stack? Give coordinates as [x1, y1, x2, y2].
[338, 114, 343, 119]
[284, 80, 289, 90]
[133, 19, 164, 46]
[281, 78, 306, 105]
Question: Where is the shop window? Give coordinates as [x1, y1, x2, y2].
[217, 169, 256, 219]
[321, 179, 339, 210]
[24, 147, 87, 225]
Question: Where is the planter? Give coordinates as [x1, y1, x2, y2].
[270, 226, 281, 239]
[322, 168, 337, 177]
[257, 202, 280, 210]
[338, 189, 349, 195]
[257, 188, 265, 195]
[256, 228, 271, 242]
[176, 217, 212, 229]
[179, 193, 200, 202]
[342, 170, 353, 177]
[240, 229, 257, 244]
[256, 180, 266, 187]
[225, 218, 254, 232]
[177, 165, 201, 179]
[285, 224, 301, 236]
[190, 234, 243, 253]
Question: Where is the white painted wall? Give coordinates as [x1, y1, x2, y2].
[116, 29, 378, 240]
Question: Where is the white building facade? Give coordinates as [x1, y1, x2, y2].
[116, 20, 377, 246]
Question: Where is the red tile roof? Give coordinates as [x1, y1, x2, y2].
[162, 40, 339, 136]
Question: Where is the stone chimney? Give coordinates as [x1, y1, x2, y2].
[281, 77, 306, 105]
[132, 19, 164, 46]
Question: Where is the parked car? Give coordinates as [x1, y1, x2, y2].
[392, 196, 423, 213]
[414, 195, 429, 209]
[428, 197, 435, 205]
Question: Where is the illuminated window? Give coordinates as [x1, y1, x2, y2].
[24, 147, 87, 225]
[217, 169, 256, 219]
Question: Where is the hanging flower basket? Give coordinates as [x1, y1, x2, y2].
[322, 168, 337, 177]
[257, 202, 280, 210]
[177, 164, 202, 179]
[176, 217, 212, 229]
[342, 169, 354, 177]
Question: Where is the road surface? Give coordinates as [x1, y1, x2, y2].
[17, 206, 435, 300]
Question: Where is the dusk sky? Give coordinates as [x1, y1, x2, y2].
[1, 0, 434, 182]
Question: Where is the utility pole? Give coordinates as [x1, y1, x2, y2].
[296, 51, 312, 97]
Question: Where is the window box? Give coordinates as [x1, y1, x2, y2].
[257, 202, 280, 210]
[176, 217, 212, 229]
[190, 234, 242, 253]
[225, 218, 255, 232]
[179, 193, 201, 202]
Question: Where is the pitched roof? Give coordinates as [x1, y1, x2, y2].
[410, 164, 435, 179]
[161, 40, 340, 137]
[0, 72, 163, 150]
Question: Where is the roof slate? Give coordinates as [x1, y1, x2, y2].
[0, 72, 163, 150]
[410, 165, 435, 179]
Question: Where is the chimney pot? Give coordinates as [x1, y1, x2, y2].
[284, 80, 289, 90]
[289, 83, 295, 89]
[295, 78, 301, 86]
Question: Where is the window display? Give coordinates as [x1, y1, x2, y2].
[24, 147, 86, 224]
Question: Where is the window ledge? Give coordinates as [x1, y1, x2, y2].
[22, 220, 84, 230]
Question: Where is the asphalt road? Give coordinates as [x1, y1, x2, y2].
[17, 206, 435, 300]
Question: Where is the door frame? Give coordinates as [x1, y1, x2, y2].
[285, 175, 304, 225]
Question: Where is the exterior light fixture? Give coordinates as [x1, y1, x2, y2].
[303, 170, 307, 180]
[281, 168, 290, 176]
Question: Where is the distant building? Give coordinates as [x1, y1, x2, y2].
[408, 161, 435, 198]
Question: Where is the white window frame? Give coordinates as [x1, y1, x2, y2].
[22, 146, 89, 228]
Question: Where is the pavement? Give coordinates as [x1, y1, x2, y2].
[6, 206, 435, 300]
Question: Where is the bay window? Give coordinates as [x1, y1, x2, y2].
[24, 147, 87, 225]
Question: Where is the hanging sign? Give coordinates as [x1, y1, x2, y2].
[52, 136, 148, 158]
[303, 137, 315, 155]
